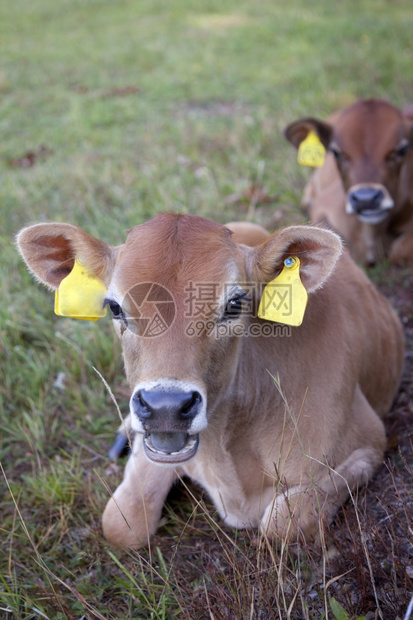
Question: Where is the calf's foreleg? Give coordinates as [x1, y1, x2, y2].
[390, 229, 413, 264]
[102, 443, 177, 549]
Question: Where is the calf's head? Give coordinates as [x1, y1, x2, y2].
[17, 214, 341, 466]
[285, 99, 413, 224]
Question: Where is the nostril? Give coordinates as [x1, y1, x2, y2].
[372, 189, 384, 206]
[133, 390, 152, 419]
[181, 391, 202, 417]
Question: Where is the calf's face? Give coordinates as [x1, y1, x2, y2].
[17, 214, 341, 467]
[285, 99, 413, 224]
[106, 217, 249, 464]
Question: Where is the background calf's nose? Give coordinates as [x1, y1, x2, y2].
[349, 187, 384, 212]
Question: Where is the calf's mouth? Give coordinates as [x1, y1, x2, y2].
[143, 431, 199, 464]
[356, 209, 390, 225]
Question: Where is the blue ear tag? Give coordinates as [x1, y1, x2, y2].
[54, 259, 107, 321]
[257, 257, 308, 326]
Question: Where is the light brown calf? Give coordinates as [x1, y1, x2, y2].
[17, 214, 404, 548]
[285, 99, 413, 264]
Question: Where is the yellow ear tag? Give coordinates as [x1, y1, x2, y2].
[54, 259, 107, 321]
[297, 130, 326, 168]
[257, 257, 308, 327]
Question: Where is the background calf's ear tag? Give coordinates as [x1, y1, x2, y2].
[54, 259, 107, 321]
[297, 130, 326, 168]
[257, 257, 308, 326]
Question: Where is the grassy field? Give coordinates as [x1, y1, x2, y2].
[1, 0, 413, 618]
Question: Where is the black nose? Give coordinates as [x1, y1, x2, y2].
[132, 389, 202, 425]
[348, 187, 384, 213]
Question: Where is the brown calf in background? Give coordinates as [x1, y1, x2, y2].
[285, 99, 413, 264]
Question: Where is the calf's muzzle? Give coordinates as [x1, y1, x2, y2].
[132, 388, 203, 465]
[348, 186, 384, 214]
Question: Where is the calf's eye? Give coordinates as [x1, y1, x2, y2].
[104, 299, 124, 320]
[387, 141, 410, 162]
[110, 302, 122, 318]
[395, 143, 409, 158]
[224, 294, 250, 319]
[330, 147, 347, 163]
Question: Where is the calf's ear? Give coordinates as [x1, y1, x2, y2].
[16, 222, 116, 290]
[252, 226, 342, 293]
[403, 106, 413, 123]
[284, 117, 333, 149]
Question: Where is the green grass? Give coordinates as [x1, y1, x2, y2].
[1, 0, 413, 617]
